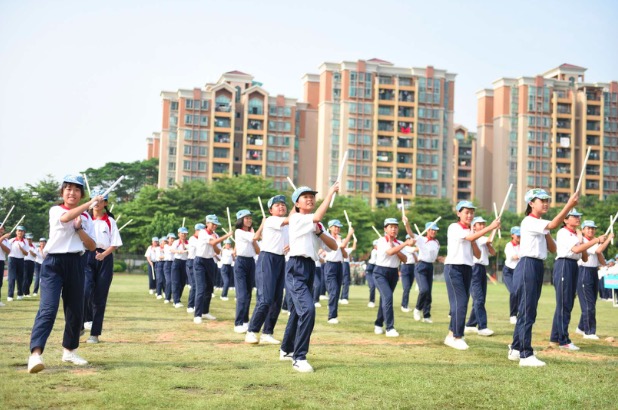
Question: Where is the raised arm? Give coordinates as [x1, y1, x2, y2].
[547, 193, 579, 230]
[313, 182, 340, 223]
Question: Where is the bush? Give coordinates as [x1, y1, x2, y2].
[113, 260, 127, 272]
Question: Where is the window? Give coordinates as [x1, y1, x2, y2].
[168, 162, 176, 171]
[183, 160, 191, 171]
[213, 148, 229, 158]
[200, 116, 208, 126]
[171, 101, 179, 110]
[185, 99, 194, 109]
[184, 145, 192, 155]
[201, 100, 209, 110]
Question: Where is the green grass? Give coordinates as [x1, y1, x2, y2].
[1, 275, 617, 409]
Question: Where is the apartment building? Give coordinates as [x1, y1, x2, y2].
[477, 64, 618, 213]
[452, 125, 476, 204]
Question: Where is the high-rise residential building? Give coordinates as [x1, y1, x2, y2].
[150, 71, 304, 190]
[301, 59, 456, 207]
[452, 125, 476, 203]
[477, 64, 618, 213]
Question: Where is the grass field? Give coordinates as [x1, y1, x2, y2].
[1, 274, 617, 409]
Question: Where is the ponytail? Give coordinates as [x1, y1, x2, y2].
[105, 205, 115, 219]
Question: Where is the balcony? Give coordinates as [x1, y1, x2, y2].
[397, 137, 413, 148]
[378, 90, 395, 101]
[555, 120, 571, 129]
[248, 120, 263, 130]
[586, 93, 601, 101]
[557, 104, 571, 114]
[377, 182, 393, 194]
[397, 153, 413, 164]
[586, 121, 601, 131]
[212, 163, 230, 174]
[246, 165, 262, 176]
[398, 122, 413, 134]
[215, 104, 232, 113]
[377, 136, 393, 147]
[214, 118, 231, 128]
[214, 133, 231, 143]
[398, 91, 414, 103]
[556, 193, 570, 203]
[376, 167, 393, 178]
[586, 136, 600, 145]
[378, 121, 394, 132]
[398, 107, 414, 118]
[556, 148, 571, 159]
[586, 165, 600, 175]
[378, 77, 394, 85]
[246, 150, 263, 161]
[248, 106, 264, 115]
[556, 165, 571, 174]
[586, 181, 600, 190]
[397, 167, 413, 179]
[555, 178, 571, 188]
[376, 199, 391, 207]
[586, 107, 601, 116]
[378, 106, 394, 116]
[396, 183, 412, 195]
[376, 152, 393, 163]
[247, 135, 264, 146]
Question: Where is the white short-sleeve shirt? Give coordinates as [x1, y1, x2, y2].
[519, 215, 551, 260]
[504, 241, 520, 269]
[555, 227, 581, 261]
[416, 236, 439, 263]
[172, 239, 189, 260]
[163, 243, 173, 261]
[323, 235, 344, 263]
[220, 248, 234, 265]
[578, 237, 599, 268]
[8, 238, 28, 259]
[188, 235, 199, 259]
[375, 236, 403, 268]
[260, 216, 288, 255]
[473, 236, 490, 266]
[288, 213, 322, 262]
[0, 238, 9, 261]
[34, 247, 44, 264]
[44, 205, 88, 254]
[24, 242, 36, 261]
[235, 229, 257, 257]
[91, 216, 123, 250]
[401, 245, 417, 265]
[196, 230, 219, 259]
[444, 223, 474, 266]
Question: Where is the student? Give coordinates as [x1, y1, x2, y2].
[234, 210, 260, 333]
[162, 233, 175, 304]
[599, 258, 616, 301]
[27, 175, 102, 373]
[503, 227, 521, 324]
[170, 227, 189, 308]
[465, 217, 496, 336]
[246, 194, 289, 344]
[339, 238, 357, 305]
[399, 234, 417, 313]
[83, 189, 122, 344]
[193, 215, 232, 324]
[7, 226, 28, 301]
[32, 238, 46, 296]
[373, 218, 415, 337]
[508, 189, 578, 367]
[145, 237, 159, 295]
[154, 236, 166, 299]
[576, 220, 612, 339]
[443, 201, 499, 351]
[0, 225, 10, 306]
[23, 233, 36, 297]
[365, 240, 378, 308]
[550, 209, 605, 350]
[280, 184, 339, 373]
[219, 239, 234, 301]
[322, 220, 353, 324]
[313, 254, 325, 307]
[186, 224, 204, 312]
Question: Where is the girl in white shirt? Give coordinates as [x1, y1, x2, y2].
[443, 201, 498, 351]
[145, 237, 159, 295]
[33, 238, 46, 296]
[233, 210, 261, 333]
[7, 226, 28, 300]
[171, 227, 189, 308]
[503, 227, 521, 324]
[28, 175, 101, 373]
[322, 220, 353, 324]
[508, 189, 578, 367]
[219, 239, 234, 301]
[365, 240, 378, 308]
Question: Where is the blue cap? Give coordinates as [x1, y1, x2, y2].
[328, 219, 343, 228]
[472, 217, 487, 226]
[160, 234, 168, 240]
[90, 188, 109, 200]
[178, 227, 188, 234]
[581, 220, 597, 229]
[567, 208, 583, 217]
[608, 259, 615, 263]
[152, 237, 159, 242]
[456, 200, 476, 211]
[167, 233, 176, 239]
[372, 240, 379, 246]
[425, 222, 439, 231]
[62, 174, 85, 186]
[205, 215, 221, 226]
[25, 233, 33, 239]
[195, 223, 205, 230]
[16, 225, 25, 231]
[268, 195, 286, 209]
[292, 186, 318, 203]
[525, 188, 551, 203]
[39, 237, 47, 242]
[384, 218, 398, 227]
[236, 209, 252, 220]
[223, 239, 232, 244]
[510, 226, 521, 236]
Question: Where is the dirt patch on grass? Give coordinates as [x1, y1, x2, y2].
[214, 342, 240, 349]
[541, 346, 612, 361]
[69, 368, 98, 375]
[173, 386, 204, 394]
[314, 338, 427, 346]
[243, 383, 283, 391]
[155, 332, 177, 342]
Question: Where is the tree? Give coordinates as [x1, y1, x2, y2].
[82, 158, 158, 203]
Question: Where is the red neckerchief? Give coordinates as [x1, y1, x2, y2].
[59, 204, 90, 219]
[584, 236, 594, 241]
[564, 226, 577, 235]
[206, 229, 214, 235]
[458, 222, 470, 229]
[94, 213, 112, 231]
[385, 234, 400, 245]
[528, 213, 541, 219]
[511, 240, 518, 246]
[426, 236, 438, 243]
[13, 237, 24, 243]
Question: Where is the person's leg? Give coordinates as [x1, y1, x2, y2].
[186, 259, 195, 309]
[61, 255, 85, 351]
[341, 262, 351, 300]
[374, 267, 395, 329]
[243, 258, 256, 324]
[83, 254, 95, 324]
[30, 256, 64, 353]
[514, 258, 543, 358]
[234, 258, 250, 326]
[164, 261, 172, 302]
[15, 258, 24, 297]
[444, 265, 471, 338]
[90, 255, 114, 337]
[400, 264, 413, 309]
[325, 262, 342, 320]
[203, 259, 216, 315]
[7, 257, 16, 298]
[171, 259, 182, 304]
[263, 255, 286, 335]
[313, 266, 322, 303]
[193, 258, 206, 318]
[286, 258, 316, 361]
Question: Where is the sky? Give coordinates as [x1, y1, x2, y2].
[1, 0, 616, 189]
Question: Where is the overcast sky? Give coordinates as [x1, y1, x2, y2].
[1, 0, 616, 189]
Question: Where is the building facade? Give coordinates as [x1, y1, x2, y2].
[301, 59, 456, 208]
[150, 71, 303, 190]
[477, 64, 618, 213]
[452, 125, 476, 204]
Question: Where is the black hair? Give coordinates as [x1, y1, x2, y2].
[525, 204, 533, 216]
[235, 217, 252, 231]
[59, 182, 85, 203]
[105, 205, 115, 219]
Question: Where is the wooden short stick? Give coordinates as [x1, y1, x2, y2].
[0, 204, 15, 228]
[414, 223, 421, 236]
[286, 177, 297, 191]
[226, 207, 232, 233]
[257, 196, 266, 218]
[372, 226, 382, 238]
[575, 146, 591, 194]
[9, 215, 25, 234]
[493, 202, 501, 239]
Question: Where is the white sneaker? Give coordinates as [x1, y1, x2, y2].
[260, 334, 280, 345]
[339, 299, 349, 305]
[7, 297, 13, 302]
[508, 345, 520, 361]
[583, 334, 599, 340]
[156, 295, 163, 300]
[25, 294, 31, 298]
[327, 318, 339, 324]
[374, 326, 384, 335]
[202, 313, 216, 320]
[86, 335, 99, 344]
[234, 325, 247, 334]
[401, 307, 410, 313]
[292, 359, 314, 373]
[367, 302, 375, 308]
[149, 289, 154, 295]
[194, 317, 202, 324]
[510, 316, 517, 325]
[519, 355, 546, 367]
[17, 296, 23, 300]
[62, 349, 88, 365]
[422, 318, 433, 324]
[386, 329, 400, 337]
[0, 302, 5, 307]
[280, 350, 294, 361]
[413, 309, 421, 321]
[174, 303, 183, 308]
[314, 302, 322, 308]
[477, 328, 494, 337]
[444, 336, 469, 350]
[28, 354, 45, 373]
[84, 322, 92, 330]
[319, 295, 328, 301]
[575, 327, 584, 335]
[220, 296, 229, 301]
[186, 307, 194, 313]
[245, 332, 259, 344]
[559, 343, 580, 351]
[464, 326, 478, 334]
[33, 293, 38, 297]
[163, 300, 170, 304]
